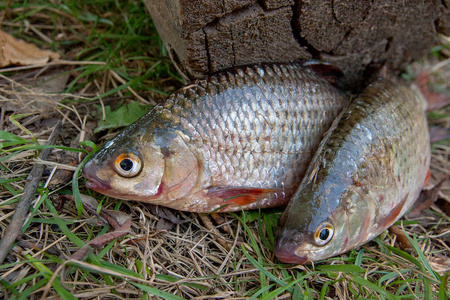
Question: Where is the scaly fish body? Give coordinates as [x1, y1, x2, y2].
[83, 63, 347, 212]
[274, 80, 430, 264]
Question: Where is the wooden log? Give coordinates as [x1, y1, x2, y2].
[298, 0, 450, 88]
[144, 0, 449, 89]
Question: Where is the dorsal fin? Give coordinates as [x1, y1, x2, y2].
[298, 60, 344, 87]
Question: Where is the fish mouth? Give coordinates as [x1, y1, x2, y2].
[85, 177, 111, 192]
[274, 238, 308, 264]
[83, 164, 111, 193]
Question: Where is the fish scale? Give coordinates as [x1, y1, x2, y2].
[275, 80, 430, 263]
[83, 62, 348, 212]
[196, 80, 300, 186]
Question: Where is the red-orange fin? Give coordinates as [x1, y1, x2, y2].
[424, 170, 431, 186]
[377, 194, 408, 229]
[207, 187, 279, 206]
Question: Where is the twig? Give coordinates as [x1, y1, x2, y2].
[0, 59, 106, 73]
[0, 0, 11, 28]
[57, 194, 131, 261]
[109, 70, 156, 105]
[210, 212, 233, 235]
[388, 225, 413, 250]
[0, 121, 61, 264]
[198, 214, 232, 251]
[0, 106, 5, 130]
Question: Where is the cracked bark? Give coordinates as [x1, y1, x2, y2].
[144, 0, 449, 89]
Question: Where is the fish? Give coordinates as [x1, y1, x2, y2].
[274, 79, 431, 264]
[83, 62, 348, 212]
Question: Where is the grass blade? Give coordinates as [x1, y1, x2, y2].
[0, 130, 28, 143]
[407, 233, 440, 281]
[248, 284, 275, 299]
[261, 272, 315, 300]
[439, 272, 450, 300]
[317, 264, 365, 274]
[354, 249, 364, 266]
[241, 245, 287, 287]
[129, 282, 185, 300]
[73, 150, 96, 216]
[350, 275, 400, 300]
[9, 114, 38, 144]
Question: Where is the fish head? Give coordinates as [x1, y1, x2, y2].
[83, 129, 165, 201]
[274, 178, 352, 264]
[83, 123, 204, 205]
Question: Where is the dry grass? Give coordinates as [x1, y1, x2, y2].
[0, 1, 449, 299]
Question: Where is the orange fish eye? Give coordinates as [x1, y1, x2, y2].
[114, 153, 142, 177]
[314, 222, 334, 246]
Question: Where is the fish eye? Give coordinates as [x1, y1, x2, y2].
[114, 153, 142, 177]
[314, 222, 334, 246]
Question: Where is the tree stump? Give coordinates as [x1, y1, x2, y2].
[144, 0, 449, 89]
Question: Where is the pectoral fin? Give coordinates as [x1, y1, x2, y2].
[424, 169, 431, 186]
[207, 186, 280, 208]
[377, 194, 408, 229]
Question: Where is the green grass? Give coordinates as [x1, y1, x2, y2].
[232, 210, 449, 299]
[0, 0, 449, 299]
[2, 0, 181, 102]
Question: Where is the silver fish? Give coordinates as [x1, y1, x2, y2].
[83, 63, 347, 212]
[275, 80, 430, 264]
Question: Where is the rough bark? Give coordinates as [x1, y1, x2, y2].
[144, 0, 449, 89]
